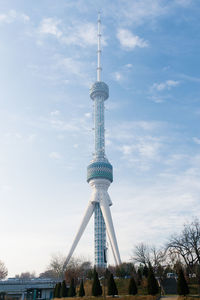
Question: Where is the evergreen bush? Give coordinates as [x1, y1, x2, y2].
[68, 278, 76, 297]
[143, 265, 149, 278]
[79, 279, 85, 297]
[61, 280, 68, 297]
[128, 277, 138, 295]
[107, 273, 118, 297]
[92, 269, 102, 296]
[147, 266, 159, 295]
[56, 282, 62, 298]
[53, 283, 57, 298]
[177, 268, 189, 296]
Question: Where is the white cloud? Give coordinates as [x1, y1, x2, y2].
[61, 22, 99, 47]
[39, 18, 62, 38]
[113, 0, 168, 26]
[49, 152, 62, 160]
[56, 56, 92, 86]
[50, 119, 79, 132]
[0, 10, 30, 24]
[193, 137, 200, 145]
[152, 80, 179, 91]
[59, 57, 84, 78]
[179, 74, 200, 83]
[84, 113, 91, 118]
[112, 121, 163, 135]
[175, 0, 193, 6]
[125, 63, 133, 68]
[120, 136, 162, 160]
[117, 28, 148, 50]
[50, 110, 60, 116]
[110, 0, 193, 27]
[149, 96, 165, 103]
[113, 71, 123, 82]
[38, 19, 106, 48]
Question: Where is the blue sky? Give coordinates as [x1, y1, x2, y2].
[0, 0, 200, 277]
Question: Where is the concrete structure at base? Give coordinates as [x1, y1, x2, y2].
[0, 279, 57, 300]
[64, 14, 121, 269]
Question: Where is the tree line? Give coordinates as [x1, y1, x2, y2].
[53, 265, 160, 298]
[1, 218, 199, 297]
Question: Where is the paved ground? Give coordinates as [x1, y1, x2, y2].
[160, 296, 178, 300]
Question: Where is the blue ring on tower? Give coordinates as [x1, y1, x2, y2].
[87, 161, 113, 183]
[90, 81, 109, 100]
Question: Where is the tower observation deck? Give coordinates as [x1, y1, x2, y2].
[64, 13, 121, 269]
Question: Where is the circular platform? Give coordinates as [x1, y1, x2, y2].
[87, 161, 113, 182]
[90, 81, 109, 100]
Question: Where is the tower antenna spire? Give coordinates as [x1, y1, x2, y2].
[97, 12, 102, 81]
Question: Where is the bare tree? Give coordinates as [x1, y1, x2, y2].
[43, 254, 92, 282]
[132, 243, 150, 266]
[15, 272, 36, 279]
[65, 257, 92, 285]
[0, 260, 8, 280]
[167, 218, 200, 270]
[39, 269, 58, 279]
[151, 246, 166, 267]
[132, 243, 166, 268]
[48, 254, 66, 279]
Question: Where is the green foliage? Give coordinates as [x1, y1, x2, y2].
[116, 263, 135, 278]
[147, 266, 159, 295]
[177, 268, 189, 296]
[107, 273, 118, 297]
[61, 280, 68, 297]
[91, 269, 102, 296]
[128, 277, 138, 295]
[68, 278, 76, 297]
[79, 279, 85, 297]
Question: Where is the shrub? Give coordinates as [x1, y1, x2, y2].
[68, 278, 76, 297]
[177, 268, 189, 296]
[79, 279, 85, 297]
[128, 277, 138, 295]
[92, 269, 102, 296]
[61, 280, 68, 297]
[147, 266, 159, 295]
[107, 273, 118, 297]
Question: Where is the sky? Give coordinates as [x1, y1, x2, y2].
[0, 0, 200, 277]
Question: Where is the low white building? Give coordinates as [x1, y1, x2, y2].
[0, 278, 58, 300]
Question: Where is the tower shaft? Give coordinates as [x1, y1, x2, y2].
[94, 95, 105, 160]
[94, 203, 106, 268]
[64, 13, 121, 270]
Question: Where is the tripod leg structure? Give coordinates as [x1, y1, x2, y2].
[65, 179, 121, 268]
[100, 195, 121, 266]
[64, 201, 95, 268]
[106, 229, 118, 265]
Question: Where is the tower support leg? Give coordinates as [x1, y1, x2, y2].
[64, 201, 95, 268]
[100, 196, 121, 265]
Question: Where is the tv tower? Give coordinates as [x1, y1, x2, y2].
[65, 13, 121, 268]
